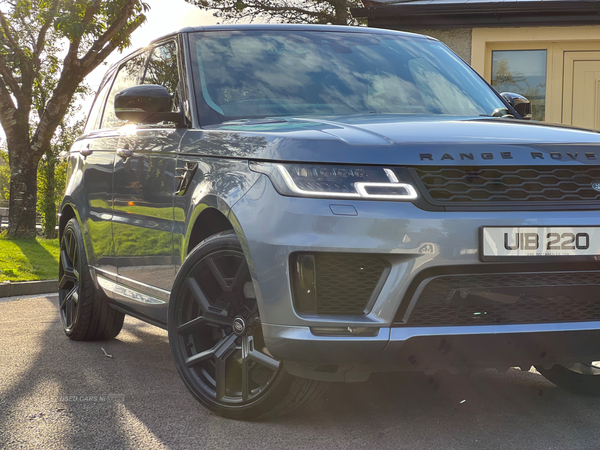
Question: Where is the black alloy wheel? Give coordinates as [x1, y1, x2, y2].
[169, 231, 328, 420]
[59, 223, 81, 332]
[173, 244, 279, 403]
[57, 218, 124, 341]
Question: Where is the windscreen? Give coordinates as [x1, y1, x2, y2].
[190, 31, 507, 124]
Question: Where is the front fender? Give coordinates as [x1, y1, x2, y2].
[174, 157, 260, 267]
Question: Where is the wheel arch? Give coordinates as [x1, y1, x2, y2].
[181, 204, 255, 299]
[185, 206, 234, 255]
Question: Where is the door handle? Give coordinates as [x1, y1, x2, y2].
[117, 147, 133, 160]
[81, 145, 93, 157]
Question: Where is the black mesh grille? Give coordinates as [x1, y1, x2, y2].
[315, 254, 388, 315]
[415, 166, 600, 204]
[406, 271, 600, 326]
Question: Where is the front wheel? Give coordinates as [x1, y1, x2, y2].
[536, 362, 600, 396]
[168, 231, 327, 420]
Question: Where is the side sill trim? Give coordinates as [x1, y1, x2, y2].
[97, 275, 166, 305]
[116, 274, 171, 302]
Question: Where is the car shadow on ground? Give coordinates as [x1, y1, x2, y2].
[2, 296, 600, 449]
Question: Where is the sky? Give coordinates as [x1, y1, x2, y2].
[84, 0, 219, 105]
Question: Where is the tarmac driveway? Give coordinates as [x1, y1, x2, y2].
[1, 295, 600, 449]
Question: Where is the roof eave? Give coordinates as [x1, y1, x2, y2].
[352, 1, 600, 28]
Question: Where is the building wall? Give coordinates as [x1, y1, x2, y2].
[403, 28, 473, 64]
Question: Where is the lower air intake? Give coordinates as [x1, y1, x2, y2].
[404, 271, 600, 326]
[292, 253, 389, 316]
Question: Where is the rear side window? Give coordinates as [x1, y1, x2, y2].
[84, 73, 114, 134]
[144, 41, 181, 112]
[102, 54, 146, 129]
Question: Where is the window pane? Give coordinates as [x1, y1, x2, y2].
[102, 54, 146, 129]
[84, 75, 113, 134]
[491, 50, 547, 121]
[144, 42, 180, 111]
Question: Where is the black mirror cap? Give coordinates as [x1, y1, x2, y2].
[114, 84, 182, 125]
[501, 92, 532, 120]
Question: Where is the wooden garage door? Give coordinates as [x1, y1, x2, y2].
[563, 51, 600, 130]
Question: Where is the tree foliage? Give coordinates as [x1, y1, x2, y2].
[185, 0, 362, 25]
[0, 0, 149, 238]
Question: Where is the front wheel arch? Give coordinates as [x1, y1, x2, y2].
[185, 207, 234, 255]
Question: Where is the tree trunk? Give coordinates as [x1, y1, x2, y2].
[331, 0, 350, 24]
[8, 151, 39, 238]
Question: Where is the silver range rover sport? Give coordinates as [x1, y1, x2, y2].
[59, 24, 600, 420]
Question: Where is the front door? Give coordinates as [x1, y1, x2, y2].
[563, 52, 600, 130]
[113, 129, 179, 294]
[113, 39, 184, 296]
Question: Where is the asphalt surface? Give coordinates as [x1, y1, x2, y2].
[2, 295, 600, 449]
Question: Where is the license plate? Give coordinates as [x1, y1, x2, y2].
[481, 226, 600, 260]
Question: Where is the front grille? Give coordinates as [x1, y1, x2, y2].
[414, 166, 600, 205]
[404, 271, 600, 326]
[315, 254, 388, 315]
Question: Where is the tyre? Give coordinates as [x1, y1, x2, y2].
[536, 362, 600, 396]
[58, 217, 124, 340]
[168, 231, 328, 420]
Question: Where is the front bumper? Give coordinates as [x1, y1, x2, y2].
[263, 322, 600, 370]
[231, 175, 600, 369]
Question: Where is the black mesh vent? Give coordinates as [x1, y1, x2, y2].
[315, 254, 388, 315]
[415, 166, 600, 204]
[406, 271, 600, 326]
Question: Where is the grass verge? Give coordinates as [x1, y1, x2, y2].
[0, 237, 59, 282]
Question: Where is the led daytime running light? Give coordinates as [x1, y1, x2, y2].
[355, 182, 418, 200]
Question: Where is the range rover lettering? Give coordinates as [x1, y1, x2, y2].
[59, 25, 600, 420]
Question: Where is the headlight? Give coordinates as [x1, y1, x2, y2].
[250, 162, 418, 201]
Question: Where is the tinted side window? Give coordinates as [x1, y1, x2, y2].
[144, 42, 181, 111]
[102, 54, 146, 129]
[84, 73, 114, 134]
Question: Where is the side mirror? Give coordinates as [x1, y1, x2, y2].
[501, 92, 532, 120]
[115, 85, 183, 125]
